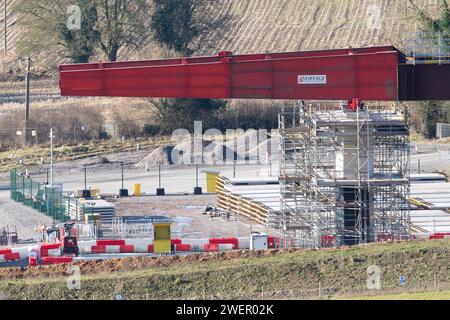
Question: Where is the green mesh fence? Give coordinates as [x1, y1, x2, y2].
[9, 169, 70, 222]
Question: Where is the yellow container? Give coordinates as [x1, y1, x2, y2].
[204, 170, 220, 193]
[134, 184, 141, 197]
[153, 223, 171, 254]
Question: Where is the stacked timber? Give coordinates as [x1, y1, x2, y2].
[217, 176, 281, 227]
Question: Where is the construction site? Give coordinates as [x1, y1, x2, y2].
[1, 0, 450, 301]
[1, 44, 449, 264]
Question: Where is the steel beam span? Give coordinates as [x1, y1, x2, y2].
[59, 46, 450, 101]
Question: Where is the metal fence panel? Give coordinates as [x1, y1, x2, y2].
[9, 169, 69, 222]
[436, 123, 450, 139]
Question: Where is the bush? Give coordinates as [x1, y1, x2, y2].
[414, 101, 450, 138]
[0, 104, 105, 151]
[147, 98, 227, 134]
[113, 111, 142, 139]
[142, 124, 161, 137]
[145, 98, 280, 135]
[219, 100, 280, 131]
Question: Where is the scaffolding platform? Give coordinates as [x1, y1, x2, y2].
[279, 101, 411, 247]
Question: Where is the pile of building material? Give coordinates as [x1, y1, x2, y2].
[65, 198, 116, 222]
[408, 173, 450, 238]
[410, 182, 450, 211]
[410, 173, 448, 183]
[410, 210, 450, 235]
[217, 171, 450, 242]
[217, 176, 282, 227]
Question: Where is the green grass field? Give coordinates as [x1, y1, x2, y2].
[1, 239, 450, 300]
[340, 290, 450, 300]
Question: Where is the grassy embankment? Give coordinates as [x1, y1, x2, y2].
[0, 137, 171, 173]
[1, 239, 450, 300]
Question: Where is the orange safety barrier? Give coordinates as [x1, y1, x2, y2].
[268, 237, 276, 249]
[204, 243, 219, 252]
[41, 256, 73, 265]
[40, 243, 61, 257]
[91, 245, 107, 254]
[0, 249, 12, 255]
[119, 245, 135, 253]
[3, 252, 20, 261]
[175, 244, 191, 252]
[97, 240, 126, 246]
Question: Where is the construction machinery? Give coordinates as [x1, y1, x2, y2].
[41, 222, 79, 256]
[0, 226, 18, 246]
[59, 222, 79, 256]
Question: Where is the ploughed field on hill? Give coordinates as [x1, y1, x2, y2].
[0, 0, 441, 132]
[0, 0, 440, 58]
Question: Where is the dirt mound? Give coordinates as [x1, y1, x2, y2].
[0, 249, 296, 280]
[135, 140, 240, 168]
[135, 146, 176, 168]
[134, 136, 279, 168]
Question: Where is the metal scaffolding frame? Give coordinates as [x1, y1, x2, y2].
[279, 101, 411, 248]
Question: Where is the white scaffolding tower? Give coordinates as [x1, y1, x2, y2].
[279, 101, 411, 248]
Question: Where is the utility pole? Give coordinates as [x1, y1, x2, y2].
[121, 162, 124, 190]
[3, 0, 6, 55]
[24, 57, 31, 144]
[50, 128, 54, 186]
[194, 164, 202, 195]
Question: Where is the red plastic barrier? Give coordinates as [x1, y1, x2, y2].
[147, 244, 154, 253]
[429, 232, 450, 240]
[320, 235, 336, 247]
[41, 256, 73, 265]
[268, 237, 275, 249]
[209, 238, 238, 249]
[40, 243, 61, 257]
[272, 237, 282, 249]
[41, 243, 61, 249]
[29, 256, 38, 266]
[91, 245, 106, 254]
[97, 240, 126, 246]
[175, 244, 191, 252]
[4, 252, 20, 261]
[204, 243, 219, 252]
[171, 239, 182, 245]
[0, 249, 12, 255]
[119, 245, 134, 253]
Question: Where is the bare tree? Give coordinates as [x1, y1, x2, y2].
[14, 0, 152, 65]
[151, 0, 230, 56]
[96, 0, 151, 61]
[407, 0, 450, 36]
[14, 0, 99, 64]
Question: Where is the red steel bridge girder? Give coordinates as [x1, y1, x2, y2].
[59, 46, 450, 101]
